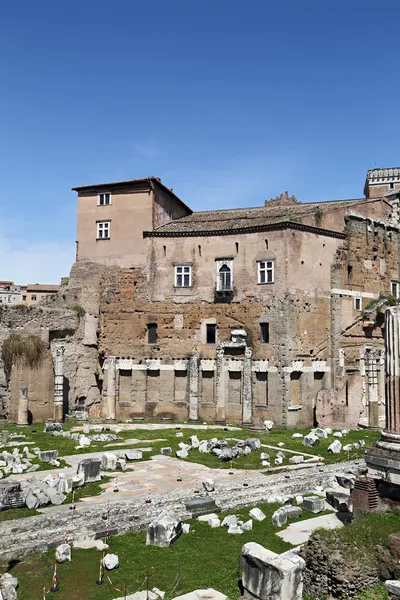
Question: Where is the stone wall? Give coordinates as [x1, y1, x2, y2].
[0, 459, 361, 561]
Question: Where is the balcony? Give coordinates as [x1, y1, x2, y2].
[214, 287, 234, 303]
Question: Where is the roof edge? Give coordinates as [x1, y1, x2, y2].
[143, 220, 347, 240]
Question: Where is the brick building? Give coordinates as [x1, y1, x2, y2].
[71, 168, 400, 428]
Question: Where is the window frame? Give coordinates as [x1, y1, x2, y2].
[31, 295, 37, 301]
[147, 323, 157, 344]
[354, 297, 362, 311]
[215, 259, 233, 292]
[206, 323, 217, 344]
[257, 260, 275, 284]
[97, 220, 111, 240]
[260, 322, 269, 343]
[391, 280, 400, 298]
[174, 265, 192, 288]
[98, 192, 112, 206]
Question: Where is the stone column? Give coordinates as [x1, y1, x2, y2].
[376, 307, 400, 449]
[188, 354, 199, 421]
[53, 344, 65, 423]
[242, 347, 253, 424]
[17, 386, 29, 426]
[215, 349, 226, 422]
[366, 348, 379, 428]
[105, 357, 117, 421]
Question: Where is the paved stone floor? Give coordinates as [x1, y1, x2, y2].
[71, 424, 242, 432]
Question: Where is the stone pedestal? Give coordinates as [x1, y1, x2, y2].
[365, 307, 400, 502]
[17, 386, 29, 426]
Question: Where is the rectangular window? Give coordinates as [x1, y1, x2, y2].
[354, 297, 362, 311]
[98, 193, 111, 206]
[97, 221, 110, 239]
[174, 265, 192, 288]
[258, 260, 274, 284]
[260, 322, 269, 343]
[390, 182, 395, 190]
[206, 324, 216, 344]
[147, 323, 157, 344]
[31, 295, 37, 301]
[391, 281, 400, 298]
[22, 295, 26, 301]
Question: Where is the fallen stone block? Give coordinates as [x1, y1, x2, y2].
[333, 431, 343, 438]
[242, 519, 253, 532]
[325, 490, 352, 512]
[198, 513, 219, 522]
[124, 449, 143, 461]
[246, 438, 261, 451]
[0, 579, 18, 600]
[242, 542, 305, 600]
[302, 434, 319, 447]
[186, 496, 218, 518]
[102, 452, 118, 471]
[384, 580, 400, 597]
[274, 456, 283, 465]
[73, 538, 109, 551]
[209, 517, 220, 528]
[0, 481, 25, 509]
[77, 458, 101, 483]
[56, 543, 71, 563]
[295, 495, 303, 505]
[188, 435, 200, 448]
[221, 515, 237, 528]
[313, 428, 328, 439]
[103, 553, 119, 570]
[292, 433, 303, 439]
[228, 525, 243, 534]
[264, 420, 274, 431]
[328, 440, 342, 454]
[260, 452, 270, 461]
[198, 441, 209, 453]
[302, 496, 325, 514]
[182, 524, 190, 534]
[160, 447, 172, 456]
[249, 508, 266, 521]
[285, 506, 302, 520]
[40, 450, 58, 463]
[272, 508, 287, 528]
[335, 471, 356, 490]
[146, 513, 182, 547]
[202, 479, 215, 492]
[288, 455, 304, 465]
[176, 449, 188, 459]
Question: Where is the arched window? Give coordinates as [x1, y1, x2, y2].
[219, 264, 232, 291]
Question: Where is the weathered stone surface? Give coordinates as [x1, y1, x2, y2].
[242, 519, 253, 532]
[182, 524, 190, 534]
[171, 589, 228, 600]
[198, 513, 219, 522]
[384, 580, 400, 596]
[328, 440, 342, 454]
[188, 436, 200, 448]
[228, 525, 243, 534]
[325, 490, 352, 512]
[102, 452, 118, 471]
[124, 449, 142, 461]
[56, 543, 71, 563]
[302, 496, 325, 514]
[272, 508, 287, 528]
[0, 579, 18, 600]
[302, 434, 319, 447]
[335, 471, 356, 489]
[176, 449, 188, 459]
[264, 420, 274, 431]
[209, 517, 220, 528]
[313, 428, 328, 439]
[221, 515, 237, 528]
[202, 479, 215, 492]
[0, 481, 24, 509]
[289, 455, 304, 465]
[40, 450, 58, 463]
[242, 542, 305, 600]
[160, 447, 172, 456]
[103, 553, 119, 570]
[292, 433, 303, 439]
[146, 513, 182, 547]
[77, 458, 101, 483]
[285, 506, 302, 519]
[186, 496, 217, 518]
[249, 508, 266, 522]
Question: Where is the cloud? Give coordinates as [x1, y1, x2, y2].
[0, 233, 75, 284]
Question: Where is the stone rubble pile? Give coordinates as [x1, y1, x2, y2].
[101, 449, 142, 471]
[176, 436, 261, 462]
[0, 573, 19, 600]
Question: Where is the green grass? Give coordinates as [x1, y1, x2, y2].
[0, 500, 329, 600]
[0, 508, 40, 522]
[64, 475, 113, 503]
[0, 422, 380, 474]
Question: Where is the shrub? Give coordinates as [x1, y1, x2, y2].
[68, 304, 85, 317]
[1, 333, 46, 383]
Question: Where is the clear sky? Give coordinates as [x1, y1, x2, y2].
[1, 0, 399, 283]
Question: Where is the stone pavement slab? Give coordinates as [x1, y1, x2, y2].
[276, 512, 343, 545]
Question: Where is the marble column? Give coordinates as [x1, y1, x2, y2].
[215, 349, 226, 422]
[53, 345, 65, 423]
[105, 356, 117, 421]
[188, 354, 199, 421]
[366, 348, 380, 428]
[17, 386, 29, 426]
[377, 307, 400, 449]
[242, 347, 253, 424]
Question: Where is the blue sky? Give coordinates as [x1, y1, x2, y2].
[1, 0, 399, 282]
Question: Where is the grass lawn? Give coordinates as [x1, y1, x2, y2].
[0, 501, 332, 600]
[0, 422, 381, 475]
[0, 507, 40, 522]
